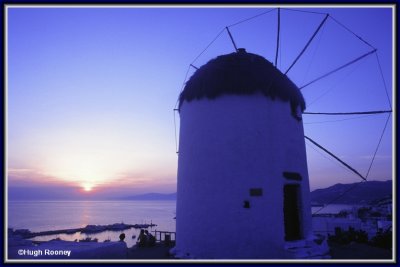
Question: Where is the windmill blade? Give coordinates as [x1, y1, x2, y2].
[300, 49, 377, 90]
[274, 8, 281, 67]
[304, 110, 392, 115]
[304, 135, 367, 181]
[285, 13, 329, 75]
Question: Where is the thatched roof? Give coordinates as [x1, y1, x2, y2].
[178, 49, 305, 112]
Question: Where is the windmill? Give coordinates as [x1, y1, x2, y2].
[172, 7, 392, 259]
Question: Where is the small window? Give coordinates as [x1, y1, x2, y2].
[250, 188, 263, 196]
[283, 172, 302, 181]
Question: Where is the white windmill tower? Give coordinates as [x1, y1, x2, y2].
[175, 48, 312, 259]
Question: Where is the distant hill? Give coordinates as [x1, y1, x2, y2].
[117, 180, 391, 203]
[311, 180, 392, 205]
[119, 192, 176, 201]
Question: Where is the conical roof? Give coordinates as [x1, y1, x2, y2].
[179, 49, 305, 112]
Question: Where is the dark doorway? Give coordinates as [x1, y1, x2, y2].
[283, 184, 301, 241]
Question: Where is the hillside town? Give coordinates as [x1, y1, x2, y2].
[312, 196, 392, 258]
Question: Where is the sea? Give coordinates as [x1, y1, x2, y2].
[8, 200, 176, 248]
[8, 201, 357, 248]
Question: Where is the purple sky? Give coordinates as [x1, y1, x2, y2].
[7, 5, 393, 200]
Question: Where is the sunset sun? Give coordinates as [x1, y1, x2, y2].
[82, 183, 94, 192]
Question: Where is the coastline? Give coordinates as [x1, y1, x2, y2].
[11, 222, 157, 239]
[8, 228, 175, 260]
[8, 222, 175, 260]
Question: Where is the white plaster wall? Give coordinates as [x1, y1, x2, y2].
[175, 94, 311, 259]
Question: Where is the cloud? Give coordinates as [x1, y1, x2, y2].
[7, 168, 74, 187]
[6, 167, 177, 200]
[8, 186, 82, 200]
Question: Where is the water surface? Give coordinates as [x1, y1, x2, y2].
[8, 200, 176, 248]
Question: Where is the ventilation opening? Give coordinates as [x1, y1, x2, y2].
[283, 171, 302, 181]
[283, 184, 302, 241]
[250, 188, 263, 196]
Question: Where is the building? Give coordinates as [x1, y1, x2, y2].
[174, 49, 324, 259]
